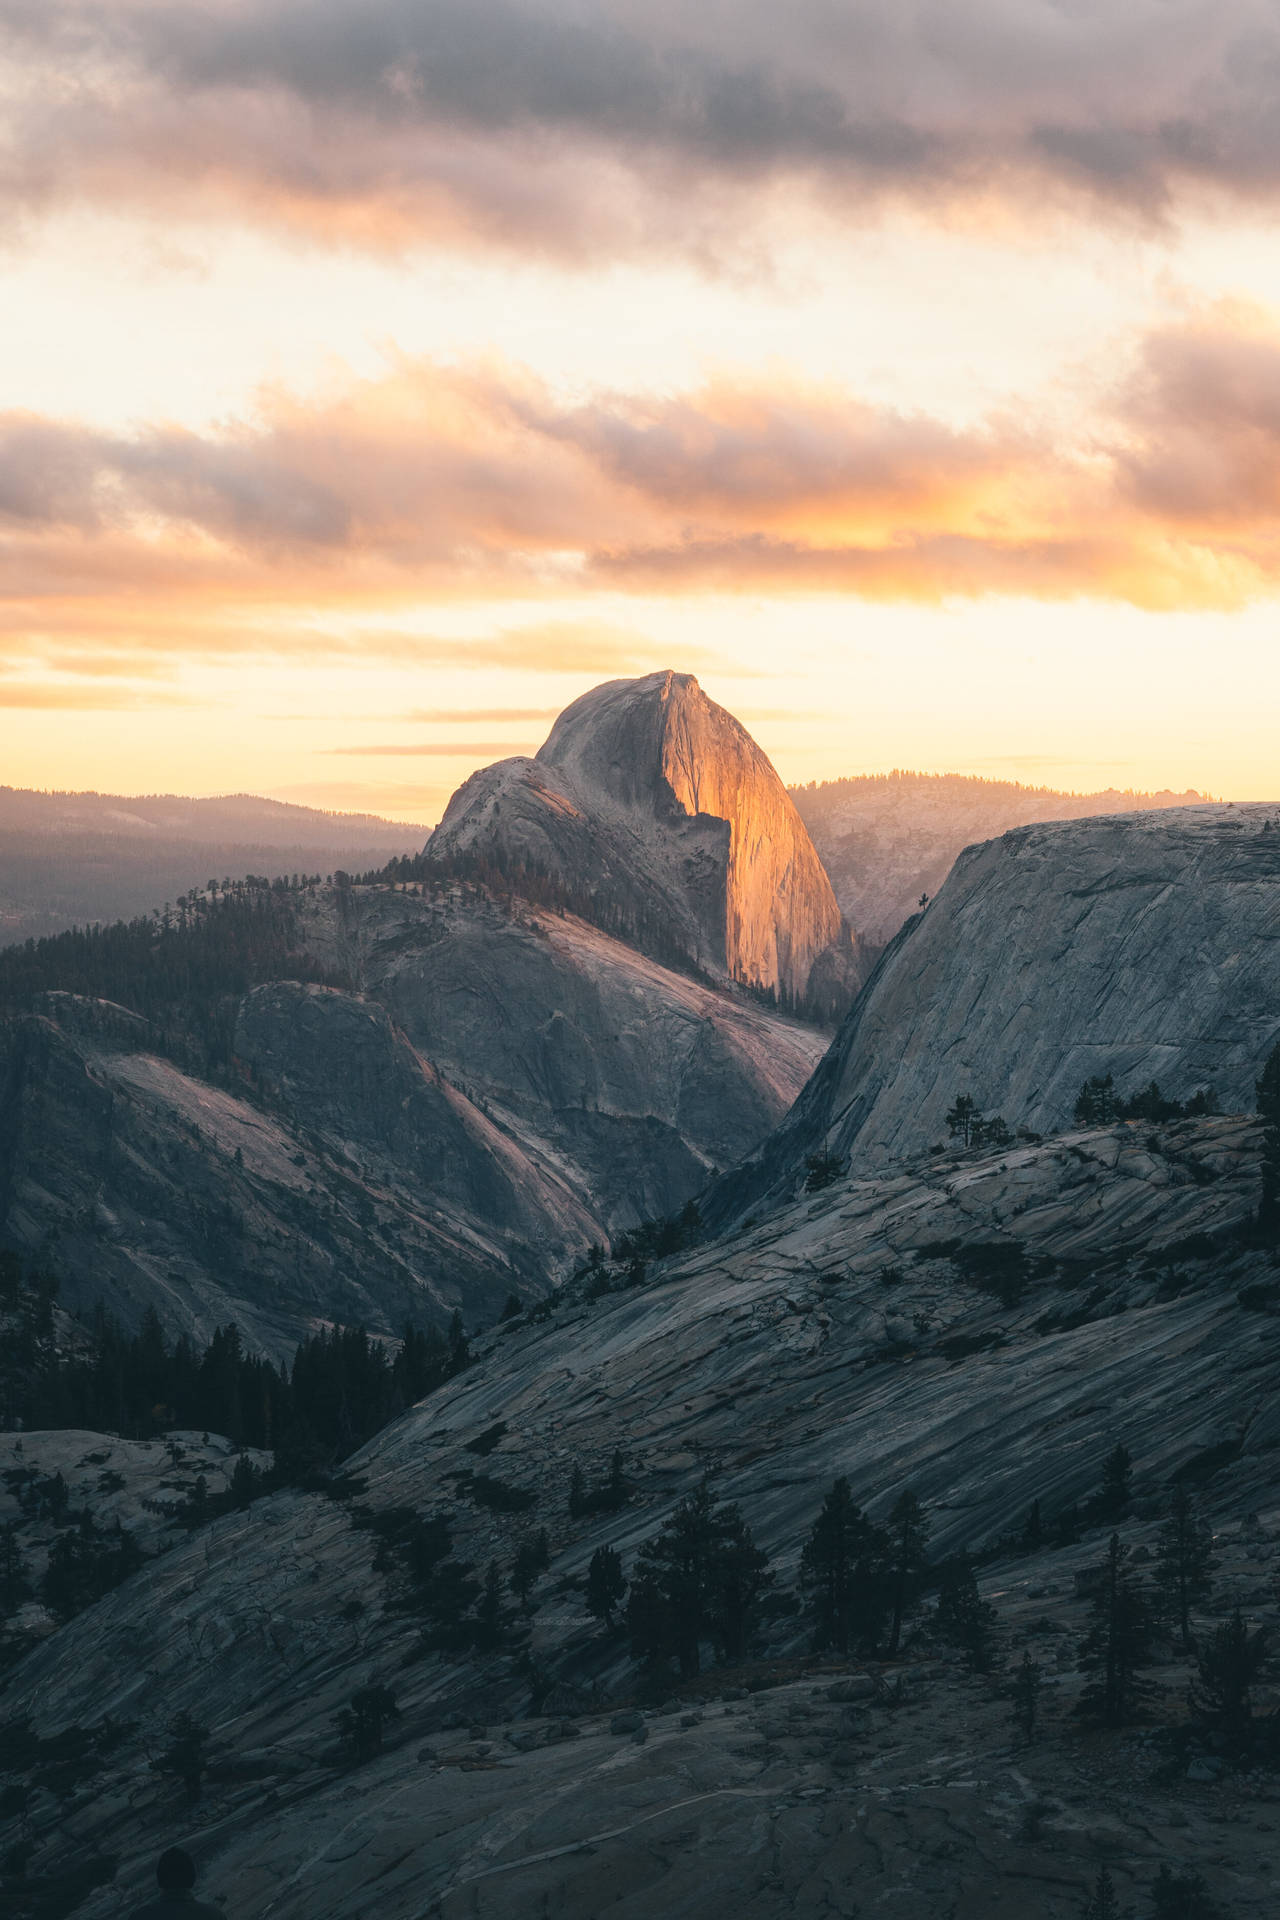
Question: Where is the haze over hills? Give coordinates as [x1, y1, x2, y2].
[792, 770, 1213, 948]
[0, 788, 430, 948]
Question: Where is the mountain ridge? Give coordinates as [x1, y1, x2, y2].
[709, 800, 1280, 1228]
[430, 671, 858, 1016]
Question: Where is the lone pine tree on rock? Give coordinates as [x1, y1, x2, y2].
[335, 1685, 399, 1763]
[1009, 1652, 1042, 1742]
[1154, 1484, 1215, 1649]
[933, 1554, 998, 1671]
[0, 1523, 31, 1615]
[1096, 1442, 1133, 1521]
[1150, 1863, 1218, 1918]
[1077, 1533, 1153, 1728]
[510, 1537, 545, 1613]
[945, 1094, 981, 1147]
[586, 1545, 627, 1627]
[1083, 1866, 1121, 1920]
[1192, 1608, 1270, 1750]
[799, 1476, 889, 1655]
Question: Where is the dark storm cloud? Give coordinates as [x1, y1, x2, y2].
[5, 1, 1280, 251]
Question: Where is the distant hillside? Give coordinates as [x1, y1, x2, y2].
[791, 770, 1212, 947]
[0, 787, 430, 946]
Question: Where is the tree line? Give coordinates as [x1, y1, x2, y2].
[1074, 1074, 1218, 1127]
[1, 1257, 468, 1474]
[0, 881, 344, 1077]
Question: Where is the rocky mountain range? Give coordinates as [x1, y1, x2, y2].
[1, 676, 1278, 1920]
[0, 678, 838, 1352]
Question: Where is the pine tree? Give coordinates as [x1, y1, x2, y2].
[334, 1685, 399, 1762]
[1021, 1500, 1043, 1550]
[1077, 1533, 1153, 1727]
[1083, 1866, 1121, 1920]
[568, 1465, 587, 1518]
[1154, 1485, 1215, 1648]
[1150, 1864, 1217, 1918]
[1192, 1608, 1269, 1749]
[605, 1450, 628, 1510]
[710, 1508, 773, 1664]
[586, 1545, 627, 1627]
[1075, 1074, 1120, 1127]
[0, 1523, 31, 1615]
[475, 1561, 503, 1651]
[804, 1149, 845, 1193]
[229, 1452, 259, 1511]
[1257, 1040, 1280, 1239]
[447, 1310, 470, 1376]
[1097, 1443, 1133, 1521]
[885, 1489, 930, 1657]
[934, 1555, 998, 1671]
[799, 1477, 889, 1655]
[1009, 1652, 1042, 1742]
[510, 1538, 544, 1613]
[626, 1481, 771, 1679]
[945, 1095, 980, 1147]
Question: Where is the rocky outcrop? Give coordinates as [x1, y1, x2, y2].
[0, 885, 826, 1347]
[430, 672, 855, 1012]
[712, 803, 1280, 1218]
[0, 999, 564, 1358]
[297, 884, 825, 1216]
[792, 771, 1212, 948]
[3, 1115, 1278, 1919]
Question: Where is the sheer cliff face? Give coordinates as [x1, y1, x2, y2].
[431, 671, 848, 1009]
[711, 803, 1280, 1215]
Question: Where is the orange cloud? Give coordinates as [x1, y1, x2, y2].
[6, 318, 1280, 685]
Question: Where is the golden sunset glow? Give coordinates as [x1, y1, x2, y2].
[3, 2, 1280, 812]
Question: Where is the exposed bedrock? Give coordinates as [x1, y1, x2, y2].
[711, 803, 1280, 1221]
[429, 670, 856, 1012]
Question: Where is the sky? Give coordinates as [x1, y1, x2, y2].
[2, 1, 1280, 820]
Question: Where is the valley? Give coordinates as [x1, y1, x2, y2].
[0, 675, 1276, 1920]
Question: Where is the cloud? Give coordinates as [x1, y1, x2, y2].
[0, 680, 198, 707]
[5, 1, 1280, 258]
[8, 318, 1280, 680]
[1115, 312, 1280, 525]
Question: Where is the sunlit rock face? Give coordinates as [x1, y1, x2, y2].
[710, 803, 1280, 1220]
[430, 671, 853, 1012]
